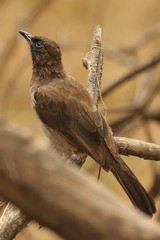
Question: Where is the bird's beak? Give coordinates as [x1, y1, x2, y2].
[19, 30, 32, 43]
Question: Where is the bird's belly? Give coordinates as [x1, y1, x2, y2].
[41, 122, 86, 163]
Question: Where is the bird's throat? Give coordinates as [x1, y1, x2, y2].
[32, 61, 66, 79]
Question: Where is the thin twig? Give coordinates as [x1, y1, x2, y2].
[103, 24, 160, 67]
[102, 54, 160, 97]
[125, 24, 160, 52]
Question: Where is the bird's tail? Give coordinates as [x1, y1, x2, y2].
[109, 158, 156, 216]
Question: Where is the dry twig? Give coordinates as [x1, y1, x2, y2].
[83, 25, 103, 105]
[102, 53, 160, 97]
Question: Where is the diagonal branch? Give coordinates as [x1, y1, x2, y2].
[0, 122, 160, 240]
[102, 54, 160, 96]
[0, 203, 30, 240]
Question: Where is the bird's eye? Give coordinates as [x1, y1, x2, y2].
[35, 41, 43, 48]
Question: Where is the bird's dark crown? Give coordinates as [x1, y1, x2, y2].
[19, 31, 65, 78]
[29, 36, 62, 64]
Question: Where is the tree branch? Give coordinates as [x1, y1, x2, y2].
[0, 122, 160, 240]
[83, 25, 103, 105]
[0, 203, 30, 240]
[115, 137, 160, 160]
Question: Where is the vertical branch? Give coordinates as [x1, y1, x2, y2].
[82, 25, 103, 105]
[71, 26, 104, 166]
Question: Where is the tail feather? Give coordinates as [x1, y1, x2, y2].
[109, 160, 156, 216]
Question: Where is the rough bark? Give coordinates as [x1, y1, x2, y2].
[0, 122, 160, 240]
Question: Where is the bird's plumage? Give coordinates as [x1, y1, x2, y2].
[19, 30, 156, 216]
[32, 77, 110, 166]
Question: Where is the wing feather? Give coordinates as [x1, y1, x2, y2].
[34, 89, 109, 166]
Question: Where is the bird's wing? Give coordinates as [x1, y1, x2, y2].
[33, 89, 111, 166]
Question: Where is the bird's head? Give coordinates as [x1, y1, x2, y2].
[19, 30, 64, 78]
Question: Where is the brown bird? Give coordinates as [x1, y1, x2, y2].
[19, 30, 156, 216]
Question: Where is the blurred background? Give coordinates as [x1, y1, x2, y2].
[0, 0, 160, 239]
